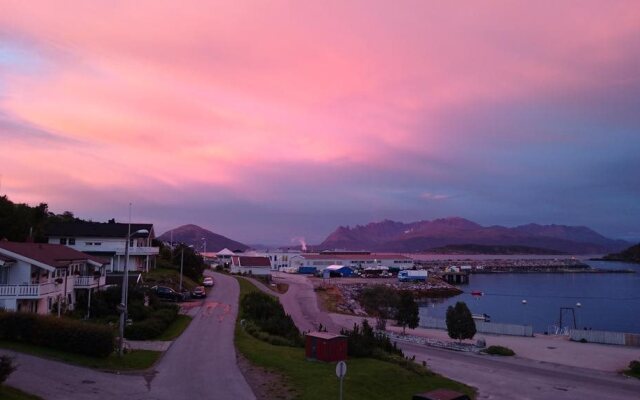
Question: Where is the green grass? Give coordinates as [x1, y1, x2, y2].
[0, 386, 42, 400]
[156, 314, 193, 341]
[144, 267, 200, 291]
[0, 341, 161, 371]
[234, 277, 475, 400]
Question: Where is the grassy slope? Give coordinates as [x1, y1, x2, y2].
[235, 278, 475, 400]
[144, 267, 200, 291]
[0, 341, 160, 371]
[0, 386, 43, 400]
[156, 314, 193, 341]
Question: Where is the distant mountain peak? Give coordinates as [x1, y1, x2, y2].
[319, 217, 628, 254]
[158, 224, 248, 252]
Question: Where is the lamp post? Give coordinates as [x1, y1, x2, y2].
[119, 226, 149, 357]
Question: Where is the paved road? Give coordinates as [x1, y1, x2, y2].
[271, 272, 640, 400]
[4, 271, 255, 400]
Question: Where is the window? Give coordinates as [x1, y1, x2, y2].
[94, 242, 101, 246]
[59, 238, 67, 245]
[69, 238, 76, 245]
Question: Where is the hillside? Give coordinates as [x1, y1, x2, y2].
[318, 217, 629, 254]
[602, 243, 640, 263]
[426, 244, 566, 255]
[157, 224, 249, 252]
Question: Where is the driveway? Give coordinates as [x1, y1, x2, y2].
[272, 272, 640, 400]
[4, 271, 255, 400]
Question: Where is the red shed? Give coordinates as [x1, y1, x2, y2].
[305, 332, 348, 362]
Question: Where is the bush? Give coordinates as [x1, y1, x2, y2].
[0, 355, 17, 384]
[0, 311, 114, 358]
[240, 292, 301, 344]
[340, 320, 403, 358]
[124, 304, 179, 340]
[629, 360, 640, 374]
[483, 345, 515, 356]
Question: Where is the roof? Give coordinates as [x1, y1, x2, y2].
[325, 265, 353, 271]
[0, 242, 108, 269]
[217, 248, 235, 256]
[298, 253, 413, 261]
[232, 256, 271, 267]
[46, 221, 154, 239]
[306, 332, 346, 340]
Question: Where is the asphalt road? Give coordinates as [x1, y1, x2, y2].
[273, 272, 640, 400]
[4, 271, 255, 400]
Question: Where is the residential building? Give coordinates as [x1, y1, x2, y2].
[46, 220, 159, 273]
[0, 241, 107, 314]
[230, 255, 271, 276]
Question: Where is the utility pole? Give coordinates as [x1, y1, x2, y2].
[179, 246, 184, 292]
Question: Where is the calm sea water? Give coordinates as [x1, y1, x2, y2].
[419, 260, 640, 334]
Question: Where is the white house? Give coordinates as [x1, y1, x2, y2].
[46, 220, 159, 273]
[0, 241, 107, 314]
[215, 248, 236, 267]
[289, 251, 414, 272]
[230, 256, 271, 276]
[262, 249, 302, 270]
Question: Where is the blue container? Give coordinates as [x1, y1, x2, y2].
[298, 266, 317, 274]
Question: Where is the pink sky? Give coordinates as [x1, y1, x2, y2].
[1, 1, 639, 243]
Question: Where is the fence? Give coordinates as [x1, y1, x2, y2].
[419, 316, 533, 337]
[569, 329, 640, 347]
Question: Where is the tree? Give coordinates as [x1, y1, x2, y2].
[446, 301, 476, 342]
[395, 291, 419, 335]
[0, 355, 16, 384]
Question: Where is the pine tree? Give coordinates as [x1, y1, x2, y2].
[396, 291, 419, 335]
[446, 301, 476, 342]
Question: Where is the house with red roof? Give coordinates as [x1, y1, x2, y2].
[230, 255, 271, 276]
[0, 241, 107, 314]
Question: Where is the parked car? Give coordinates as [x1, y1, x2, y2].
[192, 286, 206, 298]
[412, 389, 471, 400]
[203, 277, 215, 287]
[151, 285, 184, 302]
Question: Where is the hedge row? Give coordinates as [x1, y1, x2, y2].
[124, 305, 178, 340]
[0, 311, 114, 358]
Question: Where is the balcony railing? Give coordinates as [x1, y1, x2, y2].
[74, 275, 104, 288]
[0, 282, 59, 298]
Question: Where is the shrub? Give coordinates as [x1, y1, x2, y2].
[240, 292, 301, 344]
[629, 360, 640, 374]
[483, 345, 515, 356]
[340, 319, 403, 358]
[0, 311, 114, 358]
[0, 355, 17, 384]
[124, 304, 179, 340]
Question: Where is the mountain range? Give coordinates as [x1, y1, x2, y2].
[317, 217, 629, 254]
[157, 224, 249, 252]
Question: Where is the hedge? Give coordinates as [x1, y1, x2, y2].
[125, 304, 179, 340]
[0, 311, 114, 358]
[483, 345, 515, 356]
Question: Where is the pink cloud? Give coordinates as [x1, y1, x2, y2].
[1, 0, 639, 215]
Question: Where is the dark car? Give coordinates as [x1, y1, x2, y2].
[192, 286, 206, 299]
[151, 285, 184, 302]
[412, 390, 471, 400]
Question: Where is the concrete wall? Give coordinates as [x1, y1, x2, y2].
[569, 329, 640, 347]
[419, 316, 533, 337]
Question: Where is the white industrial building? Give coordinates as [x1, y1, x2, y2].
[288, 251, 414, 272]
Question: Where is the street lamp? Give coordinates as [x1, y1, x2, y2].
[119, 227, 149, 357]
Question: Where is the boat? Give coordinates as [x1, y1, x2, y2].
[472, 313, 491, 322]
[471, 290, 483, 296]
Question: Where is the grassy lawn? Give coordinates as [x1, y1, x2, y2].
[156, 314, 193, 341]
[0, 386, 42, 400]
[0, 341, 161, 371]
[235, 278, 475, 400]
